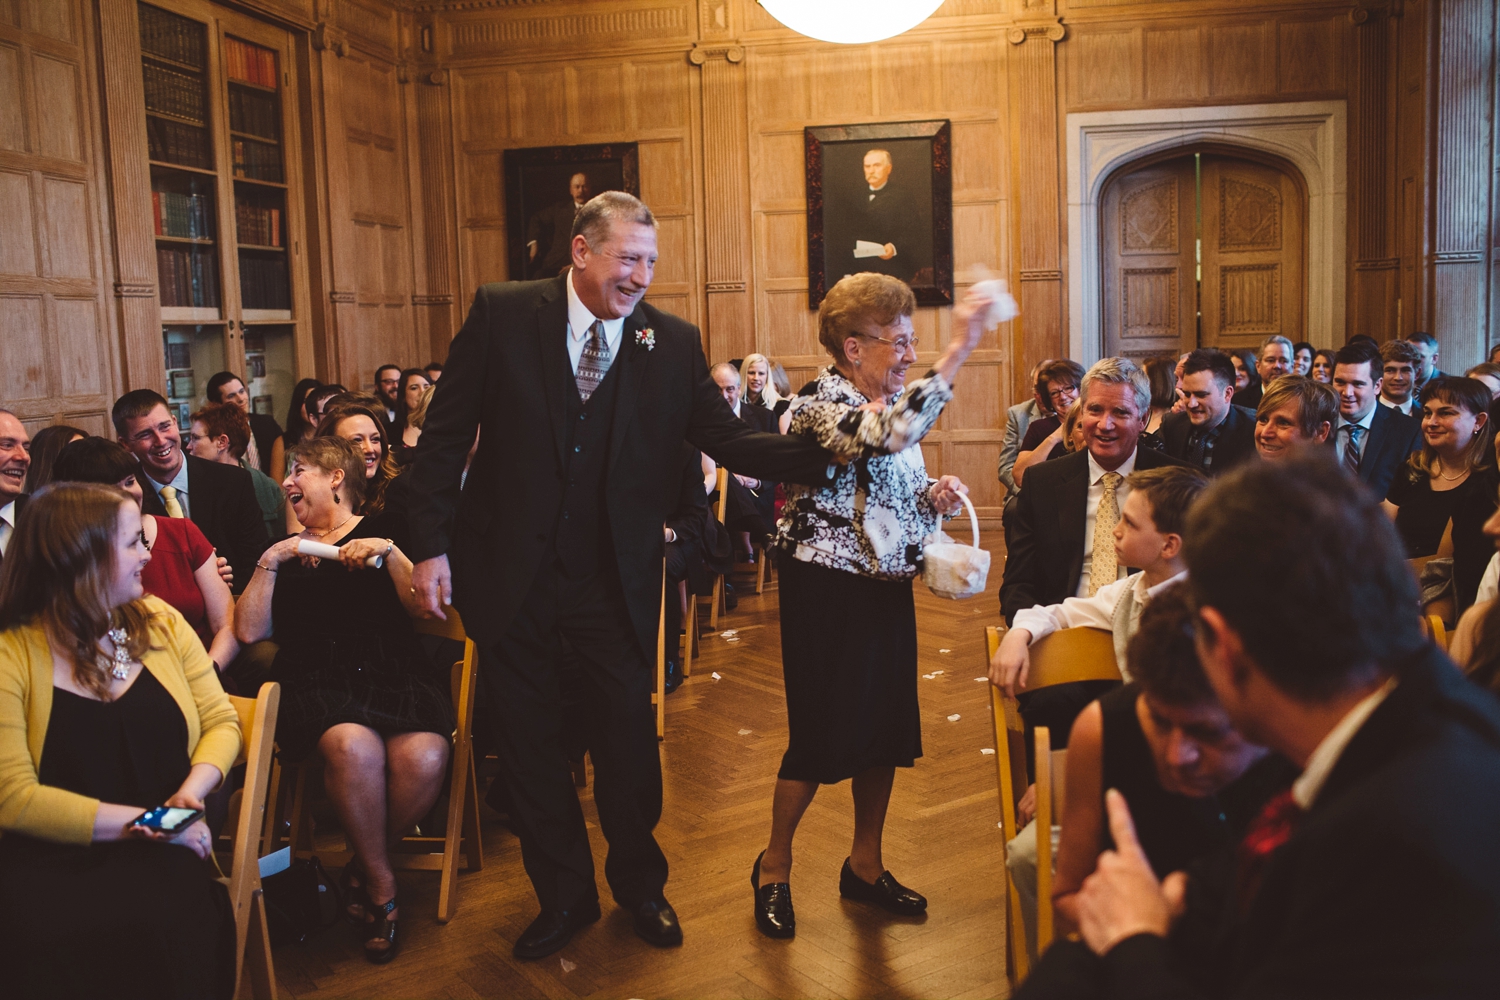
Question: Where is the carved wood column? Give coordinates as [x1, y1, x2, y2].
[1007, 10, 1066, 389]
[1350, 4, 1397, 344]
[412, 66, 458, 359]
[96, 0, 163, 393]
[690, 41, 752, 363]
[309, 19, 360, 387]
[1429, 0, 1495, 364]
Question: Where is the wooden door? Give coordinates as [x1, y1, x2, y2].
[1101, 156, 1198, 362]
[1200, 155, 1305, 351]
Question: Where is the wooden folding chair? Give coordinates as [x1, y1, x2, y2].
[653, 565, 668, 739]
[269, 606, 484, 923]
[1428, 614, 1450, 651]
[220, 683, 281, 1000]
[710, 466, 729, 628]
[987, 624, 1120, 983]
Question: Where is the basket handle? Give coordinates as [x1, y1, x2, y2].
[957, 491, 979, 548]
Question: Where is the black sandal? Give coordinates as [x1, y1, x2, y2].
[339, 862, 370, 925]
[363, 896, 401, 965]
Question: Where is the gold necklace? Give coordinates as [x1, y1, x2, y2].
[302, 513, 355, 539]
[1435, 459, 1470, 482]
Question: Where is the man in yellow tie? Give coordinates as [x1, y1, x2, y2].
[113, 389, 269, 594]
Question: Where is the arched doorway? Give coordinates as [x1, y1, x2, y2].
[1100, 146, 1308, 361]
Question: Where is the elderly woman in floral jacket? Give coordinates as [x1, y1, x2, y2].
[749, 271, 997, 939]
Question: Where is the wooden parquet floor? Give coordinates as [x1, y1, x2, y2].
[272, 531, 1012, 999]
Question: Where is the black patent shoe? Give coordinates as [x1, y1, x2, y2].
[838, 858, 927, 915]
[665, 658, 683, 694]
[751, 851, 795, 938]
[512, 900, 601, 959]
[632, 897, 683, 947]
[363, 896, 401, 964]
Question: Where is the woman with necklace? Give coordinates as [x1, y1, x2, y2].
[0, 482, 242, 998]
[235, 436, 452, 965]
[1385, 376, 1500, 616]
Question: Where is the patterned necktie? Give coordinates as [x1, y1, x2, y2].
[1235, 789, 1302, 916]
[1089, 472, 1123, 595]
[1343, 424, 1364, 475]
[575, 320, 612, 403]
[159, 485, 185, 519]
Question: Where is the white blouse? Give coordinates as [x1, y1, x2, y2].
[775, 366, 953, 581]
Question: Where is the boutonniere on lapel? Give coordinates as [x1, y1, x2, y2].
[636, 328, 656, 351]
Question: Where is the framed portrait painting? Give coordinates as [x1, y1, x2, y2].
[504, 143, 640, 281]
[805, 119, 952, 308]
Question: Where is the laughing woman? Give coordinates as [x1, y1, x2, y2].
[750, 272, 993, 939]
[235, 436, 452, 964]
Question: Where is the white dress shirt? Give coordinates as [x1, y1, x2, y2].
[1014, 569, 1187, 678]
[1379, 395, 1416, 417]
[1078, 450, 1138, 597]
[1291, 677, 1397, 809]
[565, 269, 625, 376]
[1334, 405, 1378, 465]
[0, 499, 16, 557]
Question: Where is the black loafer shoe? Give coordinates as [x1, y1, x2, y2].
[632, 897, 683, 947]
[838, 858, 927, 915]
[512, 900, 602, 959]
[751, 851, 795, 939]
[664, 658, 683, 694]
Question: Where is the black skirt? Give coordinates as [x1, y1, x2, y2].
[776, 552, 922, 783]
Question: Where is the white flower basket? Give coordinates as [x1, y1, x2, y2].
[921, 492, 990, 600]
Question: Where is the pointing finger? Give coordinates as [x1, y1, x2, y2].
[1104, 789, 1149, 865]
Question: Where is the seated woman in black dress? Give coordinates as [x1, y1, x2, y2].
[0, 482, 242, 999]
[1384, 376, 1499, 617]
[1051, 586, 1295, 936]
[234, 436, 450, 964]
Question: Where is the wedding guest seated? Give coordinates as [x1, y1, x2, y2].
[1384, 376, 1498, 618]
[1139, 357, 1177, 451]
[391, 368, 433, 465]
[993, 465, 1207, 953]
[0, 482, 242, 999]
[188, 402, 286, 542]
[1000, 360, 1053, 496]
[1011, 399, 1084, 488]
[316, 401, 407, 524]
[303, 383, 347, 426]
[1292, 341, 1314, 376]
[1160, 349, 1256, 475]
[204, 370, 281, 475]
[234, 437, 452, 964]
[1331, 340, 1422, 498]
[1227, 347, 1260, 407]
[1253, 374, 1337, 462]
[1014, 360, 1086, 487]
[396, 382, 435, 467]
[711, 362, 778, 559]
[51, 438, 240, 680]
[270, 377, 322, 480]
[1465, 361, 1500, 400]
[1310, 348, 1336, 384]
[424, 361, 444, 382]
[741, 352, 788, 420]
[20, 423, 85, 494]
[0, 410, 32, 566]
[1379, 340, 1422, 416]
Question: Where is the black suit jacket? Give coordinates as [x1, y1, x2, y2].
[138, 454, 269, 594]
[1160, 405, 1257, 475]
[1331, 404, 1422, 499]
[1022, 646, 1500, 999]
[999, 446, 1189, 624]
[406, 277, 834, 654]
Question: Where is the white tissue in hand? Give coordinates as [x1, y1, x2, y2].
[971, 278, 1018, 327]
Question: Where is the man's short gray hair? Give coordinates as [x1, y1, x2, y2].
[1080, 357, 1151, 415]
[571, 190, 657, 249]
[1258, 335, 1294, 358]
[710, 362, 740, 385]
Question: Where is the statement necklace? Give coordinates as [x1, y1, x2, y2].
[104, 627, 133, 681]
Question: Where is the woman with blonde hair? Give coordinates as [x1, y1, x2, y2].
[741, 353, 788, 418]
[0, 482, 242, 998]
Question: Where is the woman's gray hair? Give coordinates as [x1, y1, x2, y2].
[1080, 357, 1151, 415]
[572, 190, 657, 249]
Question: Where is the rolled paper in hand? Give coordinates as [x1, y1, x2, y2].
[296, 538, 383, 568]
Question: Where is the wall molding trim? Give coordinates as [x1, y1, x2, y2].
[1065, 100, 1348, 363]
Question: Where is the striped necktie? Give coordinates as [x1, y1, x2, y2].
[576, 320, 612, 402]
[1342, 424, 1364, 475]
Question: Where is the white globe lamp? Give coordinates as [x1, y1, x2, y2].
[756, 0, 947, 45]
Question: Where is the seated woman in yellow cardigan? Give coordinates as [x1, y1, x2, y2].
[0, 482, 242, 1000]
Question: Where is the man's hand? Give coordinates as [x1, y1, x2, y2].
[990, 626, 1034, 698]
[1017, 783, 1037, 827]
[410, 554, 453, 620]
[879, 242, 896, 260]
[1076, 790, 1176, 955]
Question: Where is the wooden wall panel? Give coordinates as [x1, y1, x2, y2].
[1143, 26, 1202, 103]
[1207, 22, 1274, 97]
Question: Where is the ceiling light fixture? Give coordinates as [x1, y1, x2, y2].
[756, 0, 947, 46]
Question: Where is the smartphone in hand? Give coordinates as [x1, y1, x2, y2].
[131, 805, 204, 836]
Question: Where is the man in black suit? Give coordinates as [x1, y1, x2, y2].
[1160, 349, 1256, 475]
[1023, 457, 1500, 999]
[1330, 340, 1421, 498]
[0, 408, 30, 568]
[710, 362, 778, 554]
[205, 370, 282, 476]
[406, 191, 838, 959]
[998, 358, 1189, 785]
[112, 390, 269, 594]
[526, 171, 592, 279]
[1407, 329, 1447, 392]
[826, 148, 932, 287]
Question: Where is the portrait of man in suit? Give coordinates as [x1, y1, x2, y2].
[505, 144, 636, 282]
[526, 171, 592, 279]
[822, 142, 934, 288]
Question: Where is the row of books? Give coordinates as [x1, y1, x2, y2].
[229, 88, 279, 142]
[157, 245, 220, 309]
[153, 190, 214, 240]
[238, 254, 290, 310]
[139, 4, 204, 69]
[147, 117, 212, 169]
[235, 201, 282, 247]
[232, 139, 283, 183]
[144, 63, 206, 124]
[226, 37, 277, 88]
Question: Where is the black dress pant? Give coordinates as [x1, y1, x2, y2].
[480, 560, 667, 913]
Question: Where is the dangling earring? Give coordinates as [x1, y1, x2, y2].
[333, 492, 340, 504]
